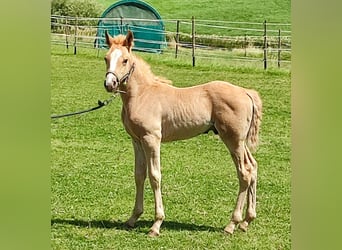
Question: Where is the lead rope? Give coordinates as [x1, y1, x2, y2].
[51, 94, 118, 119]
[52, 63, 135, 119]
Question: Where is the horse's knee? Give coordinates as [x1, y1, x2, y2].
[135, 170, 147, 184]
[149, 166, 161, 177]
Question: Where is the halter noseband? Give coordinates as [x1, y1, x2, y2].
[105, 62, 135, 87]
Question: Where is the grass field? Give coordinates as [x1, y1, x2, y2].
[51, 43, 290, 249]
[97, 0, 291, 23]
[96, 0, 291, 38]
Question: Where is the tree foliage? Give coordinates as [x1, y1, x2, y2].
[51, 0, 102, 17]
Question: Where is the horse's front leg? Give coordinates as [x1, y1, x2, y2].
[126, 139, 147, 228]
[142, 134, 164, 237]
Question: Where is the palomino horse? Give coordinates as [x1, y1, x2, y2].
[103, 30, 262, 236]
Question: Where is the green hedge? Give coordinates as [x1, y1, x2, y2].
[51, 0, 102, 17]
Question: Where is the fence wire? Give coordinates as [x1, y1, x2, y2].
[51, 15, 291, 69]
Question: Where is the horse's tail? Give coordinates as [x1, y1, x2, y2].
[245, 89, 262, 153]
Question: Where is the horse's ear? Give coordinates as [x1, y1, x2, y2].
[124, 30, 134, 52]
[105, 30, 112, 46]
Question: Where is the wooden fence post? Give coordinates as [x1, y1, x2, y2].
[278, 29, 281, 68]
[192, 16, 195, 67]
[65, 16, 69, 50]
[120, 17, 123, 33]
[74, 17, 78, 55]
[175, 20, 180, 58]
[244, 33, 247, 57]
[263, 20, 267, 69]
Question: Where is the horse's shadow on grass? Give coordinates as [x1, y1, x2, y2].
[51, 218, 221, 233]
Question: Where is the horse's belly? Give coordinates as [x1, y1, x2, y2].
[161, 119, 212, 142]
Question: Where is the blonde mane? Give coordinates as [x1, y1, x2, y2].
[112, 34, 133, 47]
[132, 53, 173, 85]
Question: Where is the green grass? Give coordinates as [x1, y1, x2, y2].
[51, 44, 290, 249]
[96, 0, 291, 38]
[97, 0, 291, 23]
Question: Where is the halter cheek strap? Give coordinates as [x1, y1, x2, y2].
[106, 62, 135, 86]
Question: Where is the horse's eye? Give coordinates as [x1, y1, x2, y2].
[123, 59, 128, 65]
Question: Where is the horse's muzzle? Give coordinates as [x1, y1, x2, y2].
[104, 79, 118, 93]
[104, 71, 120, 92]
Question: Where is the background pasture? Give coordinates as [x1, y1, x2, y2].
[51, 43, 290, 249]
[50, 0, 291, 70]
[97, 0, 291, 23]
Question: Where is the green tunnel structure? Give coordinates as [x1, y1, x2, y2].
[95, 0, 166, 53]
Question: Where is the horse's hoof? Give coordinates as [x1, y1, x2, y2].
[224, 224, 235, 235]
[124, 221, 135, 229]
[239, 221, 248, 232]
[148, 230, 160, 237]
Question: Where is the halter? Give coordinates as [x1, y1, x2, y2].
[105, 62, 136, 88]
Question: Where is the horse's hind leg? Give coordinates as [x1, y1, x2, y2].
[239, 144, 258, 232]
[221, 139, 252, 235]
[126, 139, 147, 228]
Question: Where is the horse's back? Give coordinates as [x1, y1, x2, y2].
[203, 80, 252, 111]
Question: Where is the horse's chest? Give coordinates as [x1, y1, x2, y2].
[121, 108, 159, 139]
[121, 111, 141, 139]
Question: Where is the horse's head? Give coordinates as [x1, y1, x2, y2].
[103, 30, 135, 93]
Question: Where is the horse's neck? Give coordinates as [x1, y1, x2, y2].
[126, 58, 154, 89]
[119, 67, 148, 103]
[119, 55, 168, 105]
